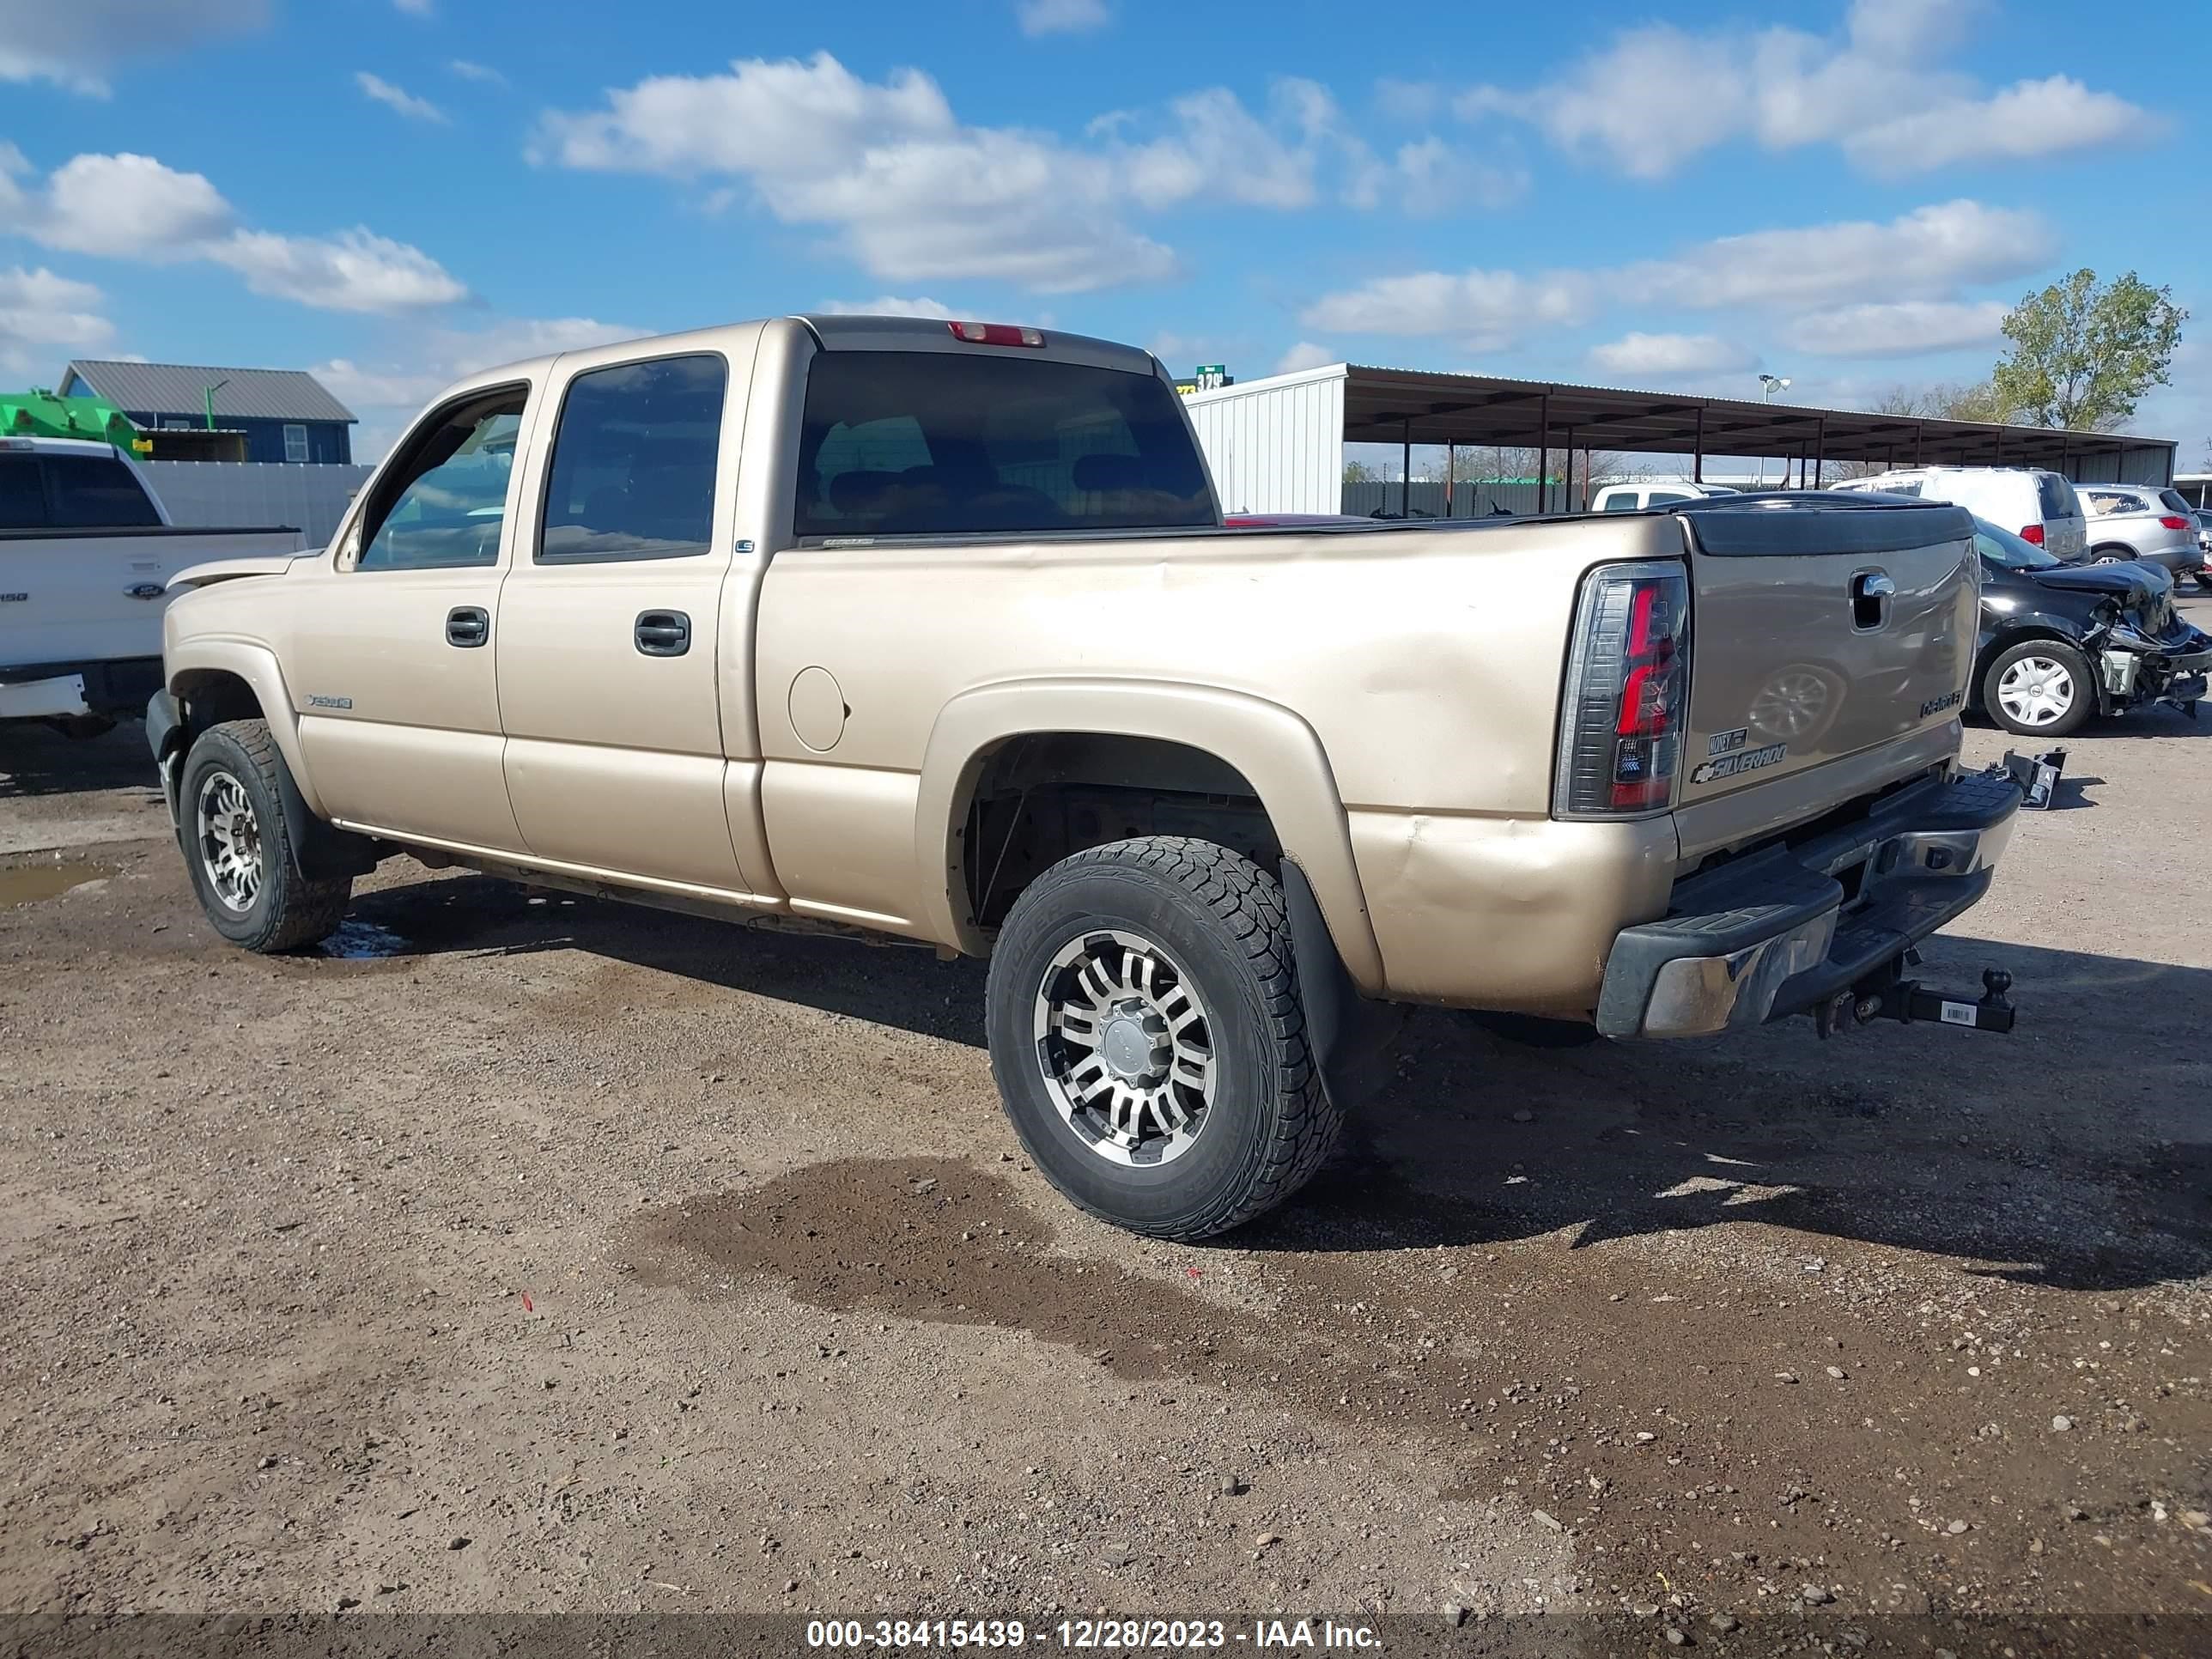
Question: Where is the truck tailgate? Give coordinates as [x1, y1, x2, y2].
[1670, 495, 1976, 826]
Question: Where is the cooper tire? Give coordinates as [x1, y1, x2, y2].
[1982, 639, 2094, 738]
[985, 836, 1341, 1240]
[179, 719, 351, 952]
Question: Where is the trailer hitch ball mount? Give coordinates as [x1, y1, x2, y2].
[1815, 964, 2015, 1037]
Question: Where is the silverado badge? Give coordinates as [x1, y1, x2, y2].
[1691, 742, 1787, 785]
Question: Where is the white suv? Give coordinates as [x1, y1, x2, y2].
[1831, 467, 2086, 562]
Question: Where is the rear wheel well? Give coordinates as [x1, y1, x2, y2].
[957, 734, 1283, 932]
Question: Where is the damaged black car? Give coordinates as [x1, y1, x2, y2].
[1972, 517, 2211, 737]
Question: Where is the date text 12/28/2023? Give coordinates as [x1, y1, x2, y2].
[805, 1619, 1382, 1650]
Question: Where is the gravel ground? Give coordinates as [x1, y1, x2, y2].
[2, 610, 2208, 1644]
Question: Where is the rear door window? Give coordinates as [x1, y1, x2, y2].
[796, 350, 1213, 538]
[2158, 489, 2191, 514]
[1645, 490, 1691, 505]
[539, 353, 726, 562]
[2082, 489, 2132, 516]
[1599, 491, 1641, 512]
[41, 455, 162, 527]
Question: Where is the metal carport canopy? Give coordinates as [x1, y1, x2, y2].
[1338, 363, 2153, 470]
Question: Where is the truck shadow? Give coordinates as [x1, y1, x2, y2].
[353, 872, 2209, 1293]
[0, 720, 153, 799]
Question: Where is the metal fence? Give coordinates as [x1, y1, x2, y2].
[143, 461, 373, 550]
[1340, 479, 1560, 519]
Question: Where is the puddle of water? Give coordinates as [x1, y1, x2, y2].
[0, 860, 116, 908]
[318, 918, 410, 959]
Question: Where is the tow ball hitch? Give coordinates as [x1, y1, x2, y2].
[1815, 963, 2015, 1037]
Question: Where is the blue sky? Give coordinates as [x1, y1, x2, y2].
[1, 0, 2204, 465]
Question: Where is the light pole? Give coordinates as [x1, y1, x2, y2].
[202, 378, 229, 431]
[1755, 373, 1790, 486]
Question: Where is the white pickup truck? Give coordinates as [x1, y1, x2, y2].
[1, 435, 303, 734]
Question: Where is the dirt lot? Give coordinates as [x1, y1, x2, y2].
[3, 609, 2208, 1649]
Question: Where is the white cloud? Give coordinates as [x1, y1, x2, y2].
[538, 52, 1500, 292]
[356, 71, 447, 124]
[1386, 135, 1527, 214]
[209, 228, 465, 312]
[1623, 201, 2055, 312]
[1274, 341, 1338, 374]
[0, 0, 269, 96]
[37, 152, 234, 256]
[0, 145, 465, 313]
[0, 264, 114, 373]
[1589, 332, 1753, 377]
[816, 295, 957, 319]
[1374, 78, 1440, 121]
[448, 59, 507, 86]
[1016, 0, 1110, 35]
[1300, 269, 1593, 349]
[1456, 0, 2156, 179]
[1785, 299, 2009, 358]
[1845, 76, 2149, 174]
[1302, 199, 2048, 361]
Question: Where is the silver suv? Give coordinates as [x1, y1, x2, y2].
[2077, 483, 2204, 577]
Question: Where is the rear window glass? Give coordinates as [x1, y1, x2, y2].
[1599, 492, 1640, 512]
[2035, 473, 2078, 518]
[2158, 489, 2190, 514]
[35, 455, 162, 528]
[796, 351, 1213, 538]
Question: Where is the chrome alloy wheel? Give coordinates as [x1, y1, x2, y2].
[1996, 654, 2076, 728]
[196, 769, 264, 913]
[1033, 928, 1214, 1166]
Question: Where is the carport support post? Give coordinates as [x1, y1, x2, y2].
[1814, 415, 1826, 490]
[1692, 407, 1705, 483]
[1536, 392, 1551, 514]
[1401, 417, 1412, 518]
[1562, 424, 1576, 514]
[1445, 441, 1455, 518]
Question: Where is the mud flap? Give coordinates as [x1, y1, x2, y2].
[1279, 859, 1405, 1110]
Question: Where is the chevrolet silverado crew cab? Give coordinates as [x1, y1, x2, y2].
[150, 315, 2021, 1239]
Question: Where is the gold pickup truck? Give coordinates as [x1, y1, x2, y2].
[149, 314, 2021, 1238]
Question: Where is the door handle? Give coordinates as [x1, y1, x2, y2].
[1850, 571, 1893, 630]
[446, 605, 490, 647]
[635, 610, 690, 657]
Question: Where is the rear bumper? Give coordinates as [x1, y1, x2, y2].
[1596, 768, 2021, 1038]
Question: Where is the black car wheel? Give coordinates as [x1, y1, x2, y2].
[984, 836, 1340, 1240]
[1982, 639, 2093, 738]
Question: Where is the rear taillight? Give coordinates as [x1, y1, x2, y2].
[2159, 514, 2189, 531]
[947, 321, 1044, 347]
[1555, 561, 1689, 818]
[2018, 523, 2045, 544]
